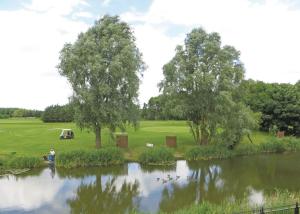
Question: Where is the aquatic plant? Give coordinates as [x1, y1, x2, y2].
[138, 147, 175, 165]
[4, 156, 42, 169]
[56, 147, 124, 168]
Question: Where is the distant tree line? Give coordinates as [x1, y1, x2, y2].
[142, 80, 300, 136]
[42, 104, 74, 122]
[0, 108, 43, 118]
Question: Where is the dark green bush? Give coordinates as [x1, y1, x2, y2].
[185, 145, 233, 161]
[5, 156, 42, 169]
[56, 147, 124, 168]
[138, 147, 175, 165]
[260, 138, 286, 153]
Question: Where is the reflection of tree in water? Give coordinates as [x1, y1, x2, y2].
[160, 155, 300, 213]
[68, 175, 140, 214]
[159, 163, 225, 213]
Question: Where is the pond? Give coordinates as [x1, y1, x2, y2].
[1, 153, 300, 214]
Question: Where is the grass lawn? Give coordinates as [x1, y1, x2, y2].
[0, 118, 273, 161]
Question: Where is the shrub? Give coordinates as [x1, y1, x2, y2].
[185, 145, 233, 161]
[5, 156, 42, 169]
[56, 148, 124, 168]
[138, 147, 175, 165]
[260, 138, 286, 153]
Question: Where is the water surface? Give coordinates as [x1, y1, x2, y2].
[1, 153, 300, 213]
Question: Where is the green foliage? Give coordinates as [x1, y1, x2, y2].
[160, 28, 256, 145]
[241, 80, 300, 136]
[142, 94, 185, 120]
[4, 156, 42, 169]
[58, 15, 145, 148]
[56, 147, 124, 168]
[260, 138, 286, 153]
[0, 108, 42, 118]
[185, 145, 233, 160]
[42, 104, 74, 122]
[138, 147, 175, 165]
[186, 137, 300, 160]
[234, 143, 259, 156]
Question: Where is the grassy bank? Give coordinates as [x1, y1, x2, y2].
[168, 190, 300, 214]
[185, 137, 300, 161]
[131, 190, 300, 214]
[0, 118, 299, 168]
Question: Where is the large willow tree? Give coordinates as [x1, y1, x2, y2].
[58, 15, 144, 148]
[160, 28, 257, 145]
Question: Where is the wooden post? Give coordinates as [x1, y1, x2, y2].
[166, 136, 177, 148]
[276, 131, 285, 138]
[116, 134, 128, 148]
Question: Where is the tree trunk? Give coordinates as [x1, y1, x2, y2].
[95, 126, 101, 149]
[200, 127, 209, 145]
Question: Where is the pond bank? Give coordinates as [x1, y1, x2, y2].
[1, 155, 300, 213]
[1, 137, 299, 172]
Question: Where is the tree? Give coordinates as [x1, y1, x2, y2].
[241, 80, 300, 136]
[160, 28, 255, 145]
[58, 15, 144, 148]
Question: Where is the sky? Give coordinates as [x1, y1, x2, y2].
[0, 0, 299, 110]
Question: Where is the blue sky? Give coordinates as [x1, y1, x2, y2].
[0, 0, 299, 110]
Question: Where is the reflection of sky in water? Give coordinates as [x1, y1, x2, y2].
[0, 161, 195, 213]
[0, 158, 277, 213]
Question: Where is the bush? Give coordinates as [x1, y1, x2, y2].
[260, 138, 286, 153]
[185, 145, 233, 161]
[5, 156, 42, 169]
[56, 148, 124, 168]
[138, 147, 175, 165]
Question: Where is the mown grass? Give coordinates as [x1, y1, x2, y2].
[0, 118, 299, 167]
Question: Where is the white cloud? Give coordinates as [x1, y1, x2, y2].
[1, 0, 299, 109]
[0, 0, 90, 110]
[122, 0, 300, 104]
[73, 11, 93, 18]
[102, 0, 112, 7]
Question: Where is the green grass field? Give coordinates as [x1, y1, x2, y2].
[0, 118, 272, 160]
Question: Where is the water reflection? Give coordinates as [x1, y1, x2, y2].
[68, 176, 139, 214]
[1, 153, 300, 213]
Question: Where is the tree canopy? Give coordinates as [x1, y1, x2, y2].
[58, 15, 144, 148]
[160, 28, 257, 146]
[241, 80, 300, 136]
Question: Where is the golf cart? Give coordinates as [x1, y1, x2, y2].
[59, 129, 74, 140]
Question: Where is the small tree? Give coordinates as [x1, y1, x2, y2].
[160, 28, 255, 145]
[58, 15, 144, 148]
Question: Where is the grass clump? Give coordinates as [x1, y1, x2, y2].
[56, 147, 124, 168]
[234, 143, 260, 156]
[138, 147, 175, 165]
[260, 138, 286, 153]
[4, 156, 42, 169]
[185, 144, 233, 161]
